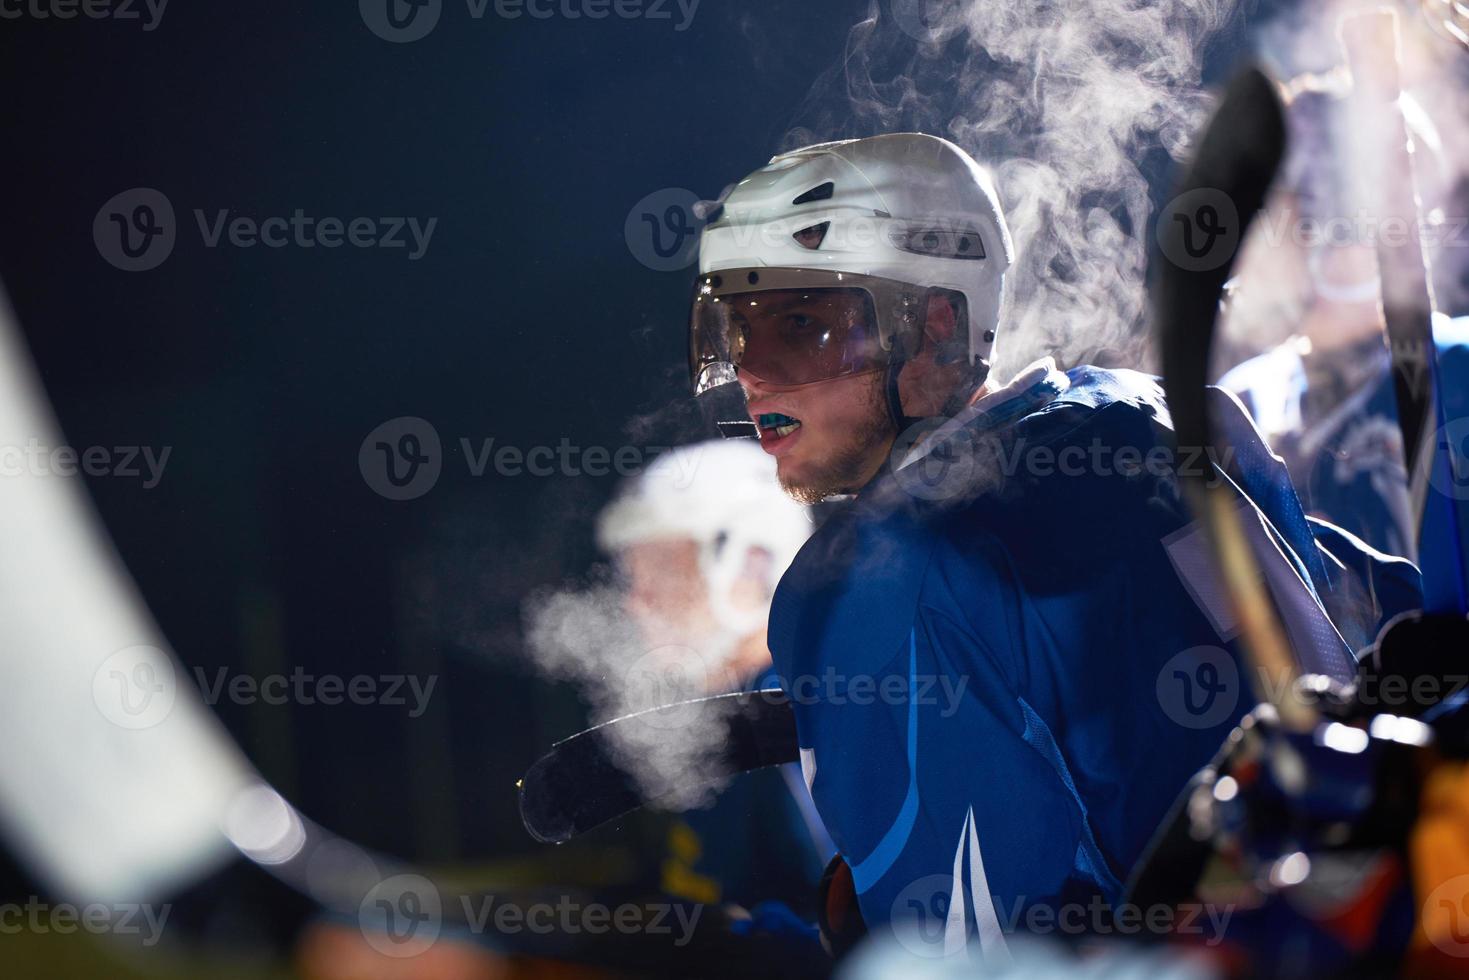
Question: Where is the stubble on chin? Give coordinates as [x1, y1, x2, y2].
[777, 384, 894, 505]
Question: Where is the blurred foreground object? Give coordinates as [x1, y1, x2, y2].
[1145, 20, 1469, 977]
[0, 285, 255, 904]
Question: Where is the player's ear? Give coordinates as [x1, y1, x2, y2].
[898, 291, 968, 419]
[922, 291, 958, 349]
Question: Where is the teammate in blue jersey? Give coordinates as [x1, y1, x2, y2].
[686, 133, 1421, 959]
[1218, 80, 1469, 568]
[1221, 315, 1469, 565]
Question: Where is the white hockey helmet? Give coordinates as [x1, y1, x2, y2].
[595, 439, 812, 631]
[689, 133, 1013, 398]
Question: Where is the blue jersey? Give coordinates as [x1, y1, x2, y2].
[765, 363, 1419, 954]
[1220, 314, 1469, 563]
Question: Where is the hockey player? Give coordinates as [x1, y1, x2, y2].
[299, 442, 832, 978]
[595, 438, 816, 703]
[686, 132, 1421, 957]
[1218, 80, 1469, 566]
[592, 438, 835, 914]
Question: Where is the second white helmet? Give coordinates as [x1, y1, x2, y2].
[595, 439, 812, 633]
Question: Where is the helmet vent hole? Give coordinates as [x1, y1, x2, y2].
[896, 227, 986, 260]
[791, 182, 835, 206]
[792, 222, 830, 250]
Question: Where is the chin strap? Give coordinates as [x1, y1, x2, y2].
[883, 356, 917, 432]
[885, 354, 993, 432]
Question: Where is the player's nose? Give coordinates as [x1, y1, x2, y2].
[737, 367, 781, 402]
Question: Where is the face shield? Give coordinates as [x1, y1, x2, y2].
[689, 267, 925, 395]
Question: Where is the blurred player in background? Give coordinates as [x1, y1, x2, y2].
[596, 439, 812, 696]
[1219, 75, 1469, 568]
[298, 438, 832, 978]
[593, 438, 835, 917]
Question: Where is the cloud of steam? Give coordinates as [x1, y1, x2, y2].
[1219, 0, 1469, 362]
[523, 576, 743, 810]
[783, 0, 1245, 383]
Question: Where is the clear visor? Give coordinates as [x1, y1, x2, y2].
[693, 277, 899, 393]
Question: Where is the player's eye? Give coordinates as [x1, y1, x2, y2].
[783, 313, 832, 347]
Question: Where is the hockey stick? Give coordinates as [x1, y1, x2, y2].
[518, 689, 798, 843]
[1135, 65, 1336, 908]
[1154, 66, 1315, 731]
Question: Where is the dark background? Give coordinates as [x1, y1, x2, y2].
[0, 0, 879, 865]
[0, 0, 1329, 871]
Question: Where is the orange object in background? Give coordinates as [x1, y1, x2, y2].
[1407, 761, 1469, 976]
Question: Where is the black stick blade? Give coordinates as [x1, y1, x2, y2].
[1156, 66, 1287, 467]
[518, 689, 798, 844]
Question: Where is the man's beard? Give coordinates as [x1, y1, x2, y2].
[779, 381, 895, 505]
